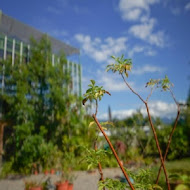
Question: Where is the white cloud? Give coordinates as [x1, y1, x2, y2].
[75, 34, 127, 63]
[99, 74, 127, 92]
[145, 48, 156, 56]
[128, 45, 145, 57]
[132, 64, 162, 75]
[185, 2, 190, 11]
[98, 109, 136, 120]
[98, 100, 178, 120]
[129, 19, 165, 47]
[140, 101, 177, 118]
[96, 70, 129, 92]
[118, 0, 159, 22]
[128, 45, 156, 57]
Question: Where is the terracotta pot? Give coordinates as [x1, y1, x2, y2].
[56, 181, 68, 190]
[50, 169, 55, 174]
[34, 170, 38, 175]
[44, 170, 49, 175]
[29, 187, 42, 190]
[68, 183, 73, 190]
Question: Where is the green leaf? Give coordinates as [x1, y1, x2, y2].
[152, 184, 163, 190]
[101, 121, 115, 127]
[90, 79, 95, 85]
[89, 121, 96, 128]
[87, 163, 93, 170]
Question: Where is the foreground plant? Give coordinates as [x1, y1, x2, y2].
[146, 77, 181, 184]
[98, 178, 127, 190]
[126, 169, 162, 190]
[144, 76, 181, 185]
[83, 80, 135, 190]
[82, 80, 109, 186]
[106, 55, 180, 190]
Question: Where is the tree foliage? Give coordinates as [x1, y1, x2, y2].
[0, 35, 88, 174]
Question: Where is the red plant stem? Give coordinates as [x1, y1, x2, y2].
[94, 141, 104, 182]
[156, 90, 180, 184]
[92, 114, 135, 190]
[145, 103, 170, 190]
[121, 74, 170, 190]
[94, 100, 105, 189]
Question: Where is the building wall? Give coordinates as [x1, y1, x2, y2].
[0, 33, 82, 97]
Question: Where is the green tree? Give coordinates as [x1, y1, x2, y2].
[0, 35, 85, 173]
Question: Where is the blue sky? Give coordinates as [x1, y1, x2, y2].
[1, 0, 190, 120]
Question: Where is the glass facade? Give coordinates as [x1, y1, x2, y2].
[0, 33, 82, 97]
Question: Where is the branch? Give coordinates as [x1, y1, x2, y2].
[145, 103, 170, 190]
[146, 87, 154, 102]
[93, 128, 105, 189]
[92, 114, 135, 190]
[95, 99, 98, 116]
[121, 74, 145, 103]
[156, 89, 180, 184]
[121, 73, 170, 190]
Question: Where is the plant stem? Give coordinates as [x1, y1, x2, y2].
[94, 142, 104, 182]
[145, 103, 170, 190]
[156, 90, 180, 184]
[92, 114, 135, 190]
[94, 100, 105, 189]
[95, 99, 98, 116]
[121, 74, 170, 190]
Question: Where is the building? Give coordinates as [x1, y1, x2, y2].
[0, 10, 82, 96]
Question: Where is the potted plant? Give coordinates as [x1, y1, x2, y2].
[24, 180, 44, 190]
[55, 172, 69, 190]
[67, 172, 76, 190]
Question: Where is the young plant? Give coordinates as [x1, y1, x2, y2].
[83, 80, 135, 190]
[107, 55, 172, 190]
[81, 146, 112, 170]
[145, 76, 181, 184]
[83, 79, 111, 184]
[98, 178, 127, 190]
[125, 168, 163, 190]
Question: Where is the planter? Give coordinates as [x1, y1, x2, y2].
[44, 170, 49, 175]
[34, 170, 38, 175]
[29, 187, 42, 190]
[68, 183, 73, 190]
[56, 181, 68, 190]
[50, 169, 55, 174]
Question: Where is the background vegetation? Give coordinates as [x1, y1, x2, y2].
[0, 37, 189, 182]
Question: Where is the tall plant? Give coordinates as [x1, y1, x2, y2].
[106, 55, 180, 190]
[83, 80, 135, 190]
[82, 54, 180, 190]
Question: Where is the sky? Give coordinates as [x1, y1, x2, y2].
[1, 0, 190, 120]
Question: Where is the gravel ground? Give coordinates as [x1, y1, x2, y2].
[0, 168, 123, 190]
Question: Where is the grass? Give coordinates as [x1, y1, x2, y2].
[149, 158, 190, 189]
[165, 158, 190, 175]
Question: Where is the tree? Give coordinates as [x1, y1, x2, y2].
[0, 35, 83, 172]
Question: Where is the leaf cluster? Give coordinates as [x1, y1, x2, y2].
[82, 80, 111, 105]
[146, 75, 173, 91]
[81, 147, 112, 170]
[125, 169, 162, 190]
[106, 55, 132, 77]
[98, 178, 127, 190]
[89, 121, 114, 131]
